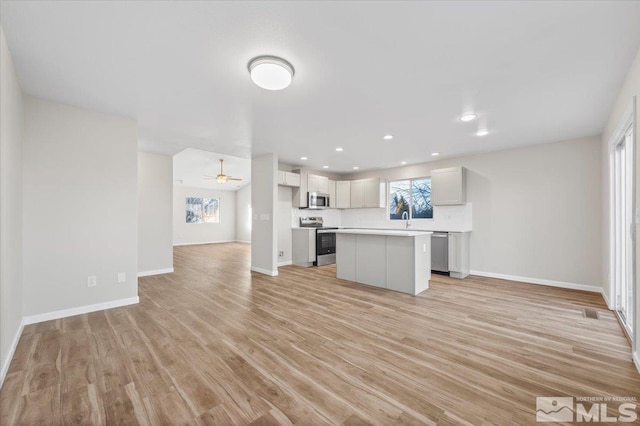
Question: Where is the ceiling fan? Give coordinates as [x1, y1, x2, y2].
[204, 159, 243, 184]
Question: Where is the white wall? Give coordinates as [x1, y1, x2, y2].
[251, 154, 278, 275]
[0, 26, 24, 385]
[173, 186, 236, 245]
[602, 46, 640, 356]
[138, 152, 173, 275]
[346, 136, 602, 289]
[235, 184, 251, 243]
[22, 96, 139, 317]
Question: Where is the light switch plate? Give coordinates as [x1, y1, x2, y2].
[117, 272, 126, 283]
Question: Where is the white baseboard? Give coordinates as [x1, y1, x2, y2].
[235, 240, 251, 244]
[469, 270, 601, 293]
[0, 318, 25, 388]
[601, 289, 613, 310]
[23, 296, 139, 325]
[633, 352, 640, 375]
[251, 266, 279, 276]
[173, 240, 235, 247]
[138, 268, 174, 277]
[278, 260, 292, 267]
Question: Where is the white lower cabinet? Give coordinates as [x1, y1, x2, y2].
[448, 232, 470, 278]
[292, 229, 316, 267]
[355, 234, 387, 288]
[336, 232, 431, 295]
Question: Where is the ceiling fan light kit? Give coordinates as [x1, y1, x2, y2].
[204, 159, 243, 184]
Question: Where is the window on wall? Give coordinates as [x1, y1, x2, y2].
[389, 177, 433, 220]
[186, 197, 220, 223]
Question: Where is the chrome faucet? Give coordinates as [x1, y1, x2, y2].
[402, 211, 411, 228]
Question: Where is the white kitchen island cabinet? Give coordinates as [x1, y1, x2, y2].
[334, 229, 432, 295]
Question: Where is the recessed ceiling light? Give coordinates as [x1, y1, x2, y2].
[460, 113, 477, 122]
[300, 156, 308, 160]
[248, 56, 294, 91]
[353, 166, 359, 170]
[322, 165, 329, 169]
[475, 129, 489, 137]
[383, 134, 394, 140]
[336, 147, 344, 152]
[401, 161, 407, 165]
[431, 152, 440, 156]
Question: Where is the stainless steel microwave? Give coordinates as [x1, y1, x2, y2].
[306, 192, 329, 209]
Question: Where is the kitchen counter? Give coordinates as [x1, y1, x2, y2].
[333, 229, 432, 237]
[335, 228, 431, 295]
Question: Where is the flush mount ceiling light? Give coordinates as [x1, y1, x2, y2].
[248, 56, 295, 91]
[401, 161, 407, 165]
[383, 134, 394, 140]
[300, 156, 308, 160]
[335, 147, 344, 152]
[353, 166, 359, 170]
[431, 152, 440, 156]
[475, 129, 489, 137]
[459, 113, 478, 122]
[322, 165, 329, 169]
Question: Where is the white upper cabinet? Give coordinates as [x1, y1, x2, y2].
[307, 173, 320, 192]
[336, 181, 351, 209]
[318, 176, 329, 194]
[307, 173, 329, 193]
[327, 180, 336, 208]
[364, 178, 384, 208]
[351, 178, 383, 208]
[277, 170, 301, 187]
[350, 180, 365, 208]
[431, 166, 466, 206]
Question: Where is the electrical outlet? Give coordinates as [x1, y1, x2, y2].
[279, 251, 284, 257]
[87, 275, 97, 287]
[117, 272, 126, 284]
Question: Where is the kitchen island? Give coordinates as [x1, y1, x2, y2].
[334, 229, 432, 295]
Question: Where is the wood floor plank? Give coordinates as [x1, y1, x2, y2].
[1, 242, 639, 425]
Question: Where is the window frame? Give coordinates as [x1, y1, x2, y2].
[388, 176, 433, 222]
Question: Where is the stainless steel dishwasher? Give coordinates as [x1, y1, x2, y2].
[431, 232, 449, 274]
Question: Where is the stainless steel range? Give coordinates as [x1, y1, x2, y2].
[299, 217, 337, 266]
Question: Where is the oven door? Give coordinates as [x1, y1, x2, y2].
[316, 231, 336, 255]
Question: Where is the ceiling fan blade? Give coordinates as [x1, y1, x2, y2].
[203, 175, 216, 179]
[227, 177, 243, 181]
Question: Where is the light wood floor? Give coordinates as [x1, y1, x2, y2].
[1, 243, 638, 425]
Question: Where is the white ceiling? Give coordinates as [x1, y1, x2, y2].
[2, 1, 640, 172]
[173, 148, 250, 191]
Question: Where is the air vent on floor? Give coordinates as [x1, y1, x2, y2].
[583, 308, 599, 319]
